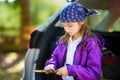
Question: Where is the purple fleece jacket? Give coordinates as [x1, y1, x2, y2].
[45, 35, 104, 80]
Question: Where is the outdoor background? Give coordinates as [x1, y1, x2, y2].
[0, 0, 120, 80]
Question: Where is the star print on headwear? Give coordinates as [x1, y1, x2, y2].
[60, 2, 100, 23]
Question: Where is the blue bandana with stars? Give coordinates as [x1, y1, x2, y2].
[60, 2, 100, 23]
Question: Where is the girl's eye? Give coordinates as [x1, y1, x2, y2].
[68, 26, 72, 27]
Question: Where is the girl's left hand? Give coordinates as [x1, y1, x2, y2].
[56, 66, 68, 76]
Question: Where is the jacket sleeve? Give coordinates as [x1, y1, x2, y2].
[45, 44, 60, 69]
[67, 38, 103, 80]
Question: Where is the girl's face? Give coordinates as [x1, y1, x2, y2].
[62, 21, 84, 39]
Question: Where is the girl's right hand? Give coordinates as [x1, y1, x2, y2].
[44, 65, 55, 74]
[44, 64, 55, 70]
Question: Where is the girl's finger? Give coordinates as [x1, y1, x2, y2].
[56, 69, 62, 76]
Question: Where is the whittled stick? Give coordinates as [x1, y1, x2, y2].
[33, 69, 58, 74]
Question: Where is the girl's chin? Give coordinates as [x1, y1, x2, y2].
[68, 33, 73, 36]
[69, 34, 73, 36]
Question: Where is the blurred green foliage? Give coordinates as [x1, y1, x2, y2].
[0, 0, 120, 37]
[30, 0, 66, 26]
[0, 0, 20, 28]
[112, 18, 120, 31]
[87, 10, 109, 29]
[0, 69, 22, 80]
[0, 1, 20, 37]
[0, 0, 66, 37]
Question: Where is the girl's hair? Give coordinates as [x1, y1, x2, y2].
[60, 21, 99, 50]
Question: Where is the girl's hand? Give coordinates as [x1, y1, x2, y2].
[44, 65, 55, 74]
[56, 66, 68, 76]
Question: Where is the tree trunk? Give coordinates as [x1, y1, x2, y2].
[20, 0, 35, 49]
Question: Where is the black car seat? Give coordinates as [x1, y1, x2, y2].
[35, 26, 64, 80]
[29, 30, 44, 48]
[93, 30, 120, 80]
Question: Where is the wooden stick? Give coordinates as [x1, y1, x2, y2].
[33, 70, 46, 73]
[33, 69, 58, 73]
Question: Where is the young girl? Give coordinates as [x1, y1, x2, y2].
[44, 2, 104, 80]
